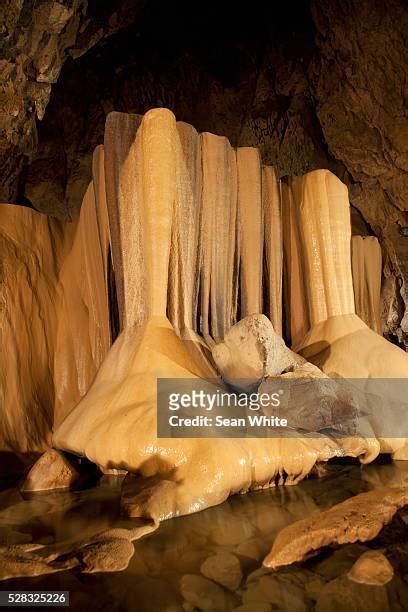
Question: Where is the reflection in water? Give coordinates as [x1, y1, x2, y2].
[0, 462, 408, 611]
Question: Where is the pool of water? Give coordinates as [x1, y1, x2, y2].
[0, 461, 407, 611]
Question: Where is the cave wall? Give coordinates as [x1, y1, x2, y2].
[0, 0, 407, 346]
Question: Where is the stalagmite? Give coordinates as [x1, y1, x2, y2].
[285, 170, 408, 377]
[285, 169, 408, 457]
[262, 165, 283, 335]
[237, 147, 263, 318]
[200, 132, 238, 341]
[351, 235, 382, 334]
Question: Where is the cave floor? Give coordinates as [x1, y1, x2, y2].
[0, 462, 407, 611]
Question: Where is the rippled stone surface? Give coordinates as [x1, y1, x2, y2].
[0, 462, 407, 611]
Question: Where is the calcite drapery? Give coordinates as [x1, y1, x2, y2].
[52, 109, 357, 521]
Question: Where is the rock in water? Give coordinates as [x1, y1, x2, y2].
[347, 550, 394, 586]
[263, 486, 408, 569]
[180, 574, 230, 610]
[20, 449, 80, 492]
[200, 552, 242, 590]
[315, 575, 390, 612]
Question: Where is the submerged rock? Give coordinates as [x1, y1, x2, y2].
[347, 550, 394, 586]
[315, 575, 390, 612]
[200, 552, 242, 590]
[263, 486, 408, 569]
[180, 574, 232, 610]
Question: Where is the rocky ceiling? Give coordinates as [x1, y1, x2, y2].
[0, 0, 407, 346]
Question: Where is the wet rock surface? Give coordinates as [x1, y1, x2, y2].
[263, 486, 408, 569]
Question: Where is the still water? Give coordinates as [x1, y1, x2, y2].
[0, 461, 407, 611]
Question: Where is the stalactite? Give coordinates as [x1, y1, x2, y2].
[352, 235, 382, 334]
[236, 147, 263, 318]
[262, 165, 283, 335]
[168, 122, 201, 333]
[281, 182, 310, 348]
[200, 132, 238, 342]
[104, 112, 144, 329]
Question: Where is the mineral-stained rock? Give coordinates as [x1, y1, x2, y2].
[263, 486, 408, 569]
[20, 449, 80, 492]
[262, 166, 283, 336]
[347, 550, 394, 586]
[200, 552, 242, 591]
[180, 574, 231, 611]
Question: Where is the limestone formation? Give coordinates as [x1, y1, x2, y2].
[263, 166, 283, 335]
[53, 109, 354, 521]
[20, 449, 79, 492]
[347, 550, 394, 586]
[3, 104, 407, 522]
[263, 486, 408, 569]
[0, 521, 157, 581]
[284, 169, 408, 457]
[237, 147, 264, 318]
[285, 170, 408, 378]
[200, 132, 239, 342]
